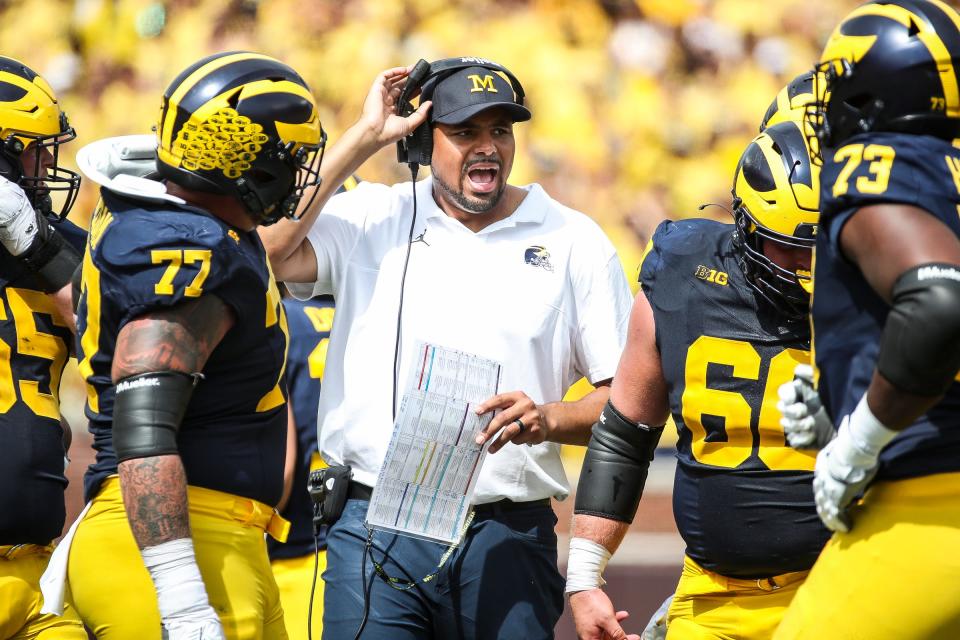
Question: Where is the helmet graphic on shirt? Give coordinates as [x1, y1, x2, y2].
[524, 245, 553, 272]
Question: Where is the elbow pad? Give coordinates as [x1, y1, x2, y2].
[878, 263, 960, 397]
[19, 213, 81, 293]
[574, 400, 664, 524]
[112, 371, 201, 462]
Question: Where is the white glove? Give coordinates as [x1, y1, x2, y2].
[813, 395, 897, 533]
[777, 364, 834, 449]
[641, 594, 672, 640]
[0, 175, 39, 256]
[141, 538, 226, 640]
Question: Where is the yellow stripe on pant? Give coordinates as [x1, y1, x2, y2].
[666, 555, 808, 640]
[68, 476, 290, 640]
[774, 472, 960, 640]
[0, 543, 87, 639]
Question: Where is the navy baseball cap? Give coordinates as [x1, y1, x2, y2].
[426, 66, 532, 125]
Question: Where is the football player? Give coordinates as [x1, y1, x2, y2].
[0, 56, 87, 640]
[56, 52, 324, 640]
[567, 118, 828, 640]
[774, 1, 960, 638]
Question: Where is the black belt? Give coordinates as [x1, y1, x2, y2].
[348, 482, 549, 513]
[474, 498, 552, 514]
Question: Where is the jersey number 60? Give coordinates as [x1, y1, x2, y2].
[681, 336, 816, 472]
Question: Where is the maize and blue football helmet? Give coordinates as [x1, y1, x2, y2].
[156, 51, 326, 225]
[0, 56, 80, 219]
[760, 72, 815, 132]
[732, 120, 820, 320]
[807, 0, 960, 156]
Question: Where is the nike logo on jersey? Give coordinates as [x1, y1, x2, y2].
[694, 264, 728, 286]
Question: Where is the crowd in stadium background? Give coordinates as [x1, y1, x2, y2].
[4, 0, 859, 279]
[4, 1, 916, 638]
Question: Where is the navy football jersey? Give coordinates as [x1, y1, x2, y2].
[813, 132, 960, 482]
[76, 189, 288, 505]
[267, 296, 333, 560]
[640, 219, 829, 578]
[0, 217, 86, 544]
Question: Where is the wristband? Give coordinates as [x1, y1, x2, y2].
[846, 394, 898, 459]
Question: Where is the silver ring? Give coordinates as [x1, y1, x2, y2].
[514, 418, 526, 433]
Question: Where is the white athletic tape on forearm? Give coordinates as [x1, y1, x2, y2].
[565, 537, 612, 594]
[141, 538, 218, 624]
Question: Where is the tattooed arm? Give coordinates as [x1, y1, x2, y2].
[113, 295, 233, 638]
[114, 294, 233, 549]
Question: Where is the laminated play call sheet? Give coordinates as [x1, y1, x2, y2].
[366, 343, 501, 544]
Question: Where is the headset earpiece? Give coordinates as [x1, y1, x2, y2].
[396, 59, 432, 167]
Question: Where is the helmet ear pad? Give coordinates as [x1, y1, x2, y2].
[0, 136, 23, 184]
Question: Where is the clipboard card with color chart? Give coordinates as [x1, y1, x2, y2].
[366, 343, 501, 544]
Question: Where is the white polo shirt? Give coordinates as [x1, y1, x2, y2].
[288, 177, 631, 503]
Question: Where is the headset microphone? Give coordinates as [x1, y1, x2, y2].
[698, 202, 733, 215]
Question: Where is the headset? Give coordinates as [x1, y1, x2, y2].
[395, 57, 527, 168]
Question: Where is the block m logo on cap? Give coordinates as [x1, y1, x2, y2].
[468, 74, 498, 93]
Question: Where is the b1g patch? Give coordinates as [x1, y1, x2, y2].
[695, 264, 728, 286]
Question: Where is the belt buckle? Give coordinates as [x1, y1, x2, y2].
[756, 577, 780, 592]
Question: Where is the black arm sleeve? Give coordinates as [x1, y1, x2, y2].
[70, 260, 82, 312]
[574, 400, 664, 524]
[112, 371, 201, 462]
[877, 263, 960, 397]
[18, 212, 81, 293]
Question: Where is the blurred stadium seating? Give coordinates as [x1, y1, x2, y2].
[33, 0, 862, 636]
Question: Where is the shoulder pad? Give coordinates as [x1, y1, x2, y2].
[76, 135, 185, 206]
[640, 219, 728, 285]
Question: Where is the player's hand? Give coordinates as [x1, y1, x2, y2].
[0, 175, 39, 256]
[161, 617, 226, 640]
[358, 66, 431, 148]
[777, 364, 834, 449]
[474, 390, 549, 453]
[569, 589, 640, 640]
[813, 412, 881, 533]
[640, 594, 672, 640]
